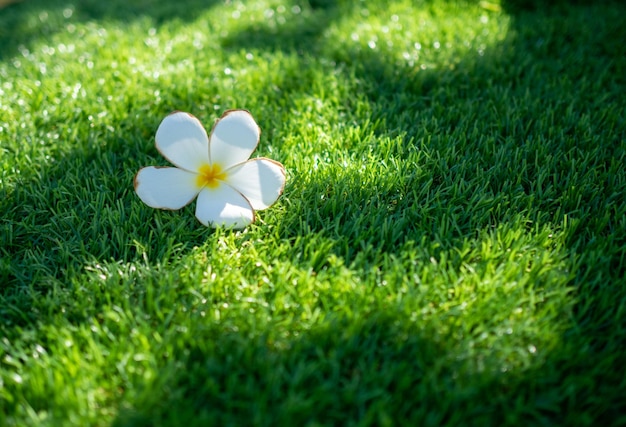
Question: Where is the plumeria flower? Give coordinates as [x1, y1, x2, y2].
[134, 110, 285, 229]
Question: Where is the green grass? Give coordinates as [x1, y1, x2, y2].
[1, 0, 625, 425]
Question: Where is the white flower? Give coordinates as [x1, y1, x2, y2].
[134, 110, 286, 229]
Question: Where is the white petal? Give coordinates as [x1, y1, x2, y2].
[225, 158, 286, 210]
[209, 110, 260, 168]
[195, 185, 254, 228]
[155, 112, 210, 172]
[134, 166, 200, 210]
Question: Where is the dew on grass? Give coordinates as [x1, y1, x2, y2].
[63, 7, 73, 18]
[528, 345, 537, 353]
[18, 45, 30, 57]
[70, 83, 85, 99]
[46, 132, 59, 141]
[12, 373, 23, 384]
[59, 43, 75, 54]
[232, 9, 241, 19]
[32, 344, 47, 359]
[292, 5, 301, 14]
[144, 36, 159, 48]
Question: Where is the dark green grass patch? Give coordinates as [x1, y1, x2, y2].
[1, 0, 625, 426]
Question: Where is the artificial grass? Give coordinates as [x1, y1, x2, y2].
[1, 0, 625, 425]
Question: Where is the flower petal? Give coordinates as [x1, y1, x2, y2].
[134, 166, 200, 210]
[155, 112, 210, 172]
[195, 185, 254, 228]
[209, 110, 260, 168]
[225, 158, 286, 210]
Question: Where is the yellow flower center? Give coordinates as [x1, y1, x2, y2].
[196, 163, 227, 189]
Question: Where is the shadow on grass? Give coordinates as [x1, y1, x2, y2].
[0, 114, 217, 326]
[111, 312, 492, 426]
[0, 0, 220, 60]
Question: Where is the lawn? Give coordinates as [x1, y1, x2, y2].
[1, 0, 625, 425]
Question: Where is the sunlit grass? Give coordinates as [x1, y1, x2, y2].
[1, 0, 625, 426]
